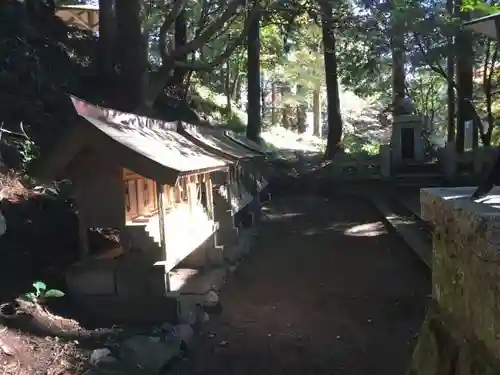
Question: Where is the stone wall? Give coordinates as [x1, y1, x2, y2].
[408, 187, 500, 375]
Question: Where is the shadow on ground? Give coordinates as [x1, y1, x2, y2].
[172, 195, 430, 375]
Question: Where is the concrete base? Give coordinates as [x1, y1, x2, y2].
[409, 186, 500, 375]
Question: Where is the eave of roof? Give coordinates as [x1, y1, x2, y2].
[29, 96, 230, 185]
[178, 122, 262, 162]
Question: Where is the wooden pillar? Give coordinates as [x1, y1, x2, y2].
[156, 181, 170, 293]
[205, 175, 214, 220]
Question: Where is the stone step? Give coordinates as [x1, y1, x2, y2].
[370, 194, 432, 269]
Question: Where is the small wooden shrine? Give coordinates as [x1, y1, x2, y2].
[30, 96, 232, 322]
[177, 122, 264, 227]
[224, 131, 271, 199]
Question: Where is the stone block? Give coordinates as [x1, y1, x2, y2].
[415, 186, 500, 369]
[120, 335, 181, 373]
[66, 260, 116, 296]
[408, 301, 500, 375]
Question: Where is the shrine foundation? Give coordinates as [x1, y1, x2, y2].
[408, 187, 500, 375]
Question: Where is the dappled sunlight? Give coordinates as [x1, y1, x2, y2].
[301, 222, 352, 236]
[265, 212, 305, 221]
[344, 222, 386, 237]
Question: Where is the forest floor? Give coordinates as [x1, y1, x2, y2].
[171, 194, 430, 375]
[0, 168, 431, 374]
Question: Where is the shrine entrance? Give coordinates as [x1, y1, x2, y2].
[401, 127, 415, 160]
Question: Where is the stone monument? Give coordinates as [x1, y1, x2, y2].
[390, 114, 426, 165]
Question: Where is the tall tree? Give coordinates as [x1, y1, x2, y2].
[97, 0, 116, 87]
[246, 11, 262, 141]
[320, 0, 343, 158]
[391, 0, 406, 115]
[446, 0, 456, 143]
[115, 0, 145, 111]
[455, 0, 473, 152]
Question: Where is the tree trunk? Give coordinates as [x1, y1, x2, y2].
[390, 0, 406, 116]
[281, 84, 292, 129]
[225, 61, 232, 116]
[313, 87, 321, 137]
[173, 8, 187, 81]
[271, 81, 277, 126]
[320, 0, 343, 159]
[115, 0, 145, 111]
[98, 0, 116, 94]
[446, 0, 455, 143]
[296, 84, 307, 133]
[455, 0, 473, 152]
[261, 76, 267, 121]
[246, 13, 261, 141]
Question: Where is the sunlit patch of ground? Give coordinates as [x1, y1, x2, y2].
[344, 221, 386, 237]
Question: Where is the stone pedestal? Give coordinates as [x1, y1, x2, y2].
[473, 146, 497, 176]
[390, 115, 426, 165]
[409, 187, 500, 375]
[379, 144, 391, 178]
[442, 142, 457, 179]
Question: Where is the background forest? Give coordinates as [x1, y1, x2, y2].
[0, 0, 498, 169]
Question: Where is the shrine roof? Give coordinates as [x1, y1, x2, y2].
[179, 122, 262, 161]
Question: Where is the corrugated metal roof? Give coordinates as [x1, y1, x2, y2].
[464, 12, 500, 40]
[224, 131, 270, 155]
[71, 97, 228, 176]
[179, 122, 261, 160]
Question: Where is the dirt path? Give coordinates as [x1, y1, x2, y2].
[173, 195, 430, 375]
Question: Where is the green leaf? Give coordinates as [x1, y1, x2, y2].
[23, 292, 37, 302]
[43, 289, 65, 298]
[32, 281, 46, 295]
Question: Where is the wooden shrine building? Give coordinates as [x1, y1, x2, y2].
[30, 96, 239, 323]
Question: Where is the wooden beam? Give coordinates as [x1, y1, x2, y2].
[205, 177, 214, 220]
[156, 182, 170, 293]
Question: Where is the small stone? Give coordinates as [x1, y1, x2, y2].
[367, 319, 372, 323]
[95, 356, 124, 373]
[203, 312, 210, 322]
[203, 290, 220, 307]
[90, 348, 111, 366]
[179, 310, 197, 326]
[175, 324, 194, 347]
[336, 336, 341, 339]
[148, 336, 161, 344]
[120, 335, 181, 373]
[160, 322, 174, 333]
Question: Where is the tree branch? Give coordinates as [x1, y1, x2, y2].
[176, 6, 260, 71]
[413, 31, 487, 144]
[140, 0, 249, 110]
[158, 0, 189, 63]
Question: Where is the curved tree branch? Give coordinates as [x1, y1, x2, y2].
[158, 0, 189, 63]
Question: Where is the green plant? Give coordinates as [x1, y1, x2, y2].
[23, 281, 65, 304]
[12, 137, 39, 172]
